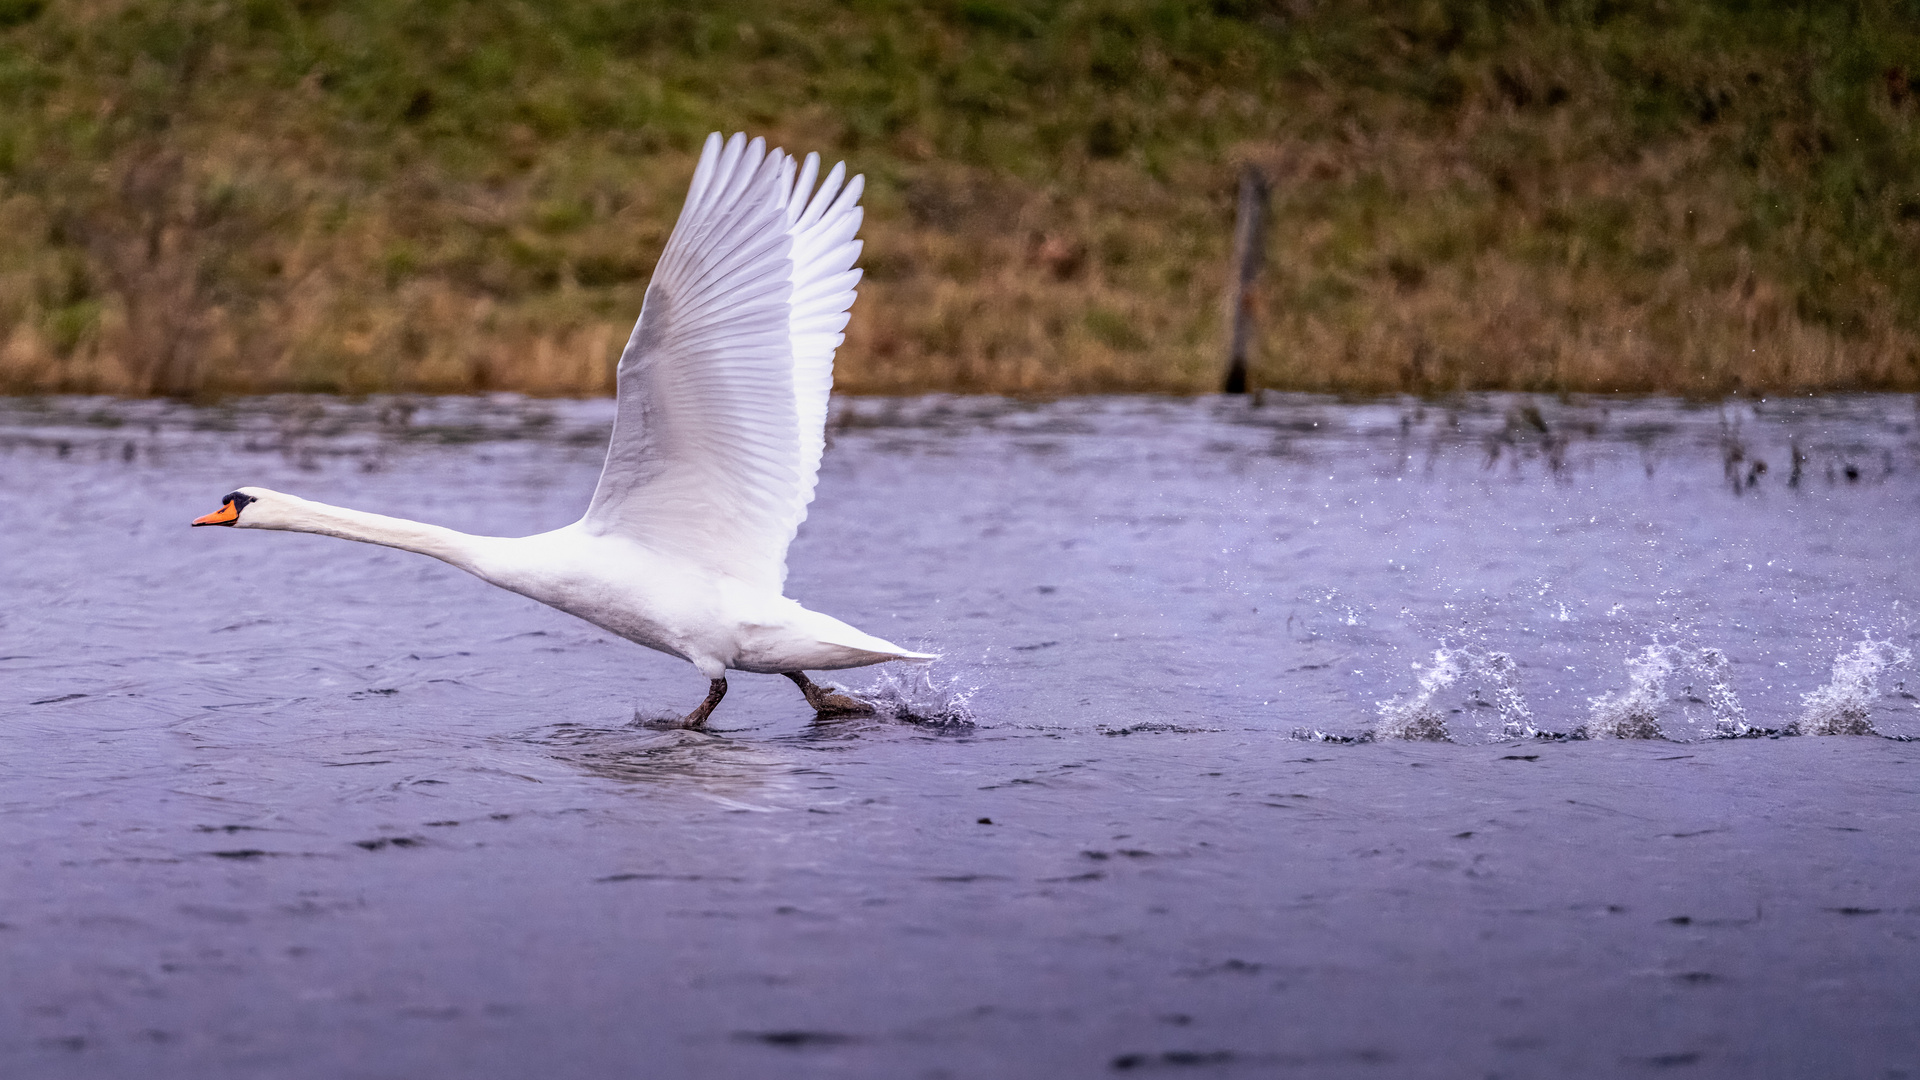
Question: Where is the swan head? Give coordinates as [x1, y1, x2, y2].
[190, 486, 287, 528]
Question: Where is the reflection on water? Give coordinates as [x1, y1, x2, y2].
[5, 393, 1920, 1078]
[528, 723, 798, 789]
[519, 722, 882, 813]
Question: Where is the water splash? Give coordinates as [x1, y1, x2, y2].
[1371, 648, 1535, 743]
[1796, 638, 1914, 736]
[1694, 648, 1757, 738]
[1296, 585, 1370, 629]
[849, 664, 978, 727]
[1584, 644, 1752, 740]
[1477, 651, 1539, 739]
[1373, 650, 1462, 741]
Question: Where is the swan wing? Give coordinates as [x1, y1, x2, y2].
[582, 132, 865, 592]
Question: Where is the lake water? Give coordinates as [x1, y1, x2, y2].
[3, 393, 1917, 1078]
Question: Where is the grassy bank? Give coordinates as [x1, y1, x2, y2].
[1, 0, 1918, 397]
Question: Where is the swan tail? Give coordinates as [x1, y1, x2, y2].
[811, 624, 939, 664]
[873, 648, 939, 662]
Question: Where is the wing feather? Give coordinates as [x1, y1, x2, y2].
[581, 133, 864, 592]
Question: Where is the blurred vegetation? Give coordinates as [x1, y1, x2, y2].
[1, 0, 1918, 396]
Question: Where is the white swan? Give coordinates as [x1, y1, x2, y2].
[193, 132, 932, 726]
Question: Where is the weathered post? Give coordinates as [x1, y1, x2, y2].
[1222, 164, 1269, 394]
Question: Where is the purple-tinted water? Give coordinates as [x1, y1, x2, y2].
[3, 393, 1917, 1078]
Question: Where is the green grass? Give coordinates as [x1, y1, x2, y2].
[1, 0, 1918, 395]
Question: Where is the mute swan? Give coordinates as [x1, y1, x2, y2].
[193, 132, 932, 727]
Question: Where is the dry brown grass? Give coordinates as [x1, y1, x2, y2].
[1, 1, 1916, 398]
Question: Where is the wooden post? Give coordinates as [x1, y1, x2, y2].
[1222, 164, 1268, 394]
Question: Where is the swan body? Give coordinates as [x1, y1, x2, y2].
[195, 134, 932, 724]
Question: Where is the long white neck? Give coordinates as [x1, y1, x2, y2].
[247, 493, 489, 571]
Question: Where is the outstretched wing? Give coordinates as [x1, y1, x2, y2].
[581, 132, 865, 592]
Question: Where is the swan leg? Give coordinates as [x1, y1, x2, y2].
[682, 678, 728, 728]
[784, 671, 874, 718]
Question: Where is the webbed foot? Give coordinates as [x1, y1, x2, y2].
[783, 671, 874, 718]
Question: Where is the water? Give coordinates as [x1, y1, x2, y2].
[4, 393, 1918, 1078]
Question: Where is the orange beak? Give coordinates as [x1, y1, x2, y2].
[191, 501, 241, 527]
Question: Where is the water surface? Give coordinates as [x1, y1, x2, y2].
[4, 393, 1917, 1078]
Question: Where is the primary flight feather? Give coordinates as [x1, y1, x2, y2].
[193, 133, 932, 726]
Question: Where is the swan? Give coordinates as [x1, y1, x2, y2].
[192, 132, 932, 727]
